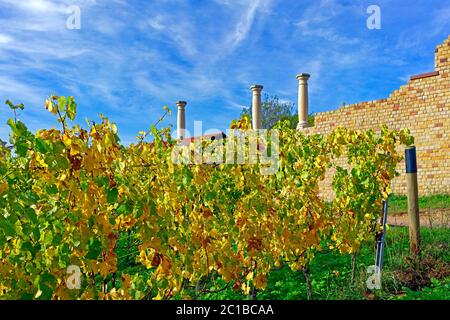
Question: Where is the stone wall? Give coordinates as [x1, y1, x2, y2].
[303, 35, 450, 198]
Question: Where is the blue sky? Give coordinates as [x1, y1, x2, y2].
[0, 0, 449, 144]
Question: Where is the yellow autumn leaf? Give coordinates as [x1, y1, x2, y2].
[45, 99, 57, 115]
[0, 182, 8, 194]
[254, 274, 268, 289]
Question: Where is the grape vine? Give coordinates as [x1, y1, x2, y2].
[0, 97, 413, 299]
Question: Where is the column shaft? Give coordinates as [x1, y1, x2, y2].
[296, 73, 311, 130]
[176, 101, 187, 140]
[251, 85, 263, 130]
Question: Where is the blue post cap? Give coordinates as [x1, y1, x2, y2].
[405, 146, 417, 174]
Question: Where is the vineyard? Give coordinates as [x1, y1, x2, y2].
[0, 96, 417, 300]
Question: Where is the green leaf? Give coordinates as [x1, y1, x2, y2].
[66, 96, 77, 121]
[80, 181, 88, 191]
[7, 118, 15, 131]
[45, 184, 58, 195]
[38, 273, 57, 300]
[85, 237, 102, 260]
[96, 176, 109, 188]
[24, 207, 38, 224]
[16, 140, 29, 157]
[5, 99, 14, 109]
[5, 100, 23, 111]
[58, 96, 67, 113]
[35, 138, 48, 153]
[150, 125, 157, 136]
[0, 218, 16, 237]
[55, 155, 70, 170]
[8, 120, 29, 138]
[43, 230, 54, 245]
[117, 202, 132, 215]
[22, 242, 40, 258]
[53, 233, 62, 246]
[107, 187, 118, 204]
[20, 293, 34, 300]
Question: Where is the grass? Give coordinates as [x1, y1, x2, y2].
[392, 278, 450, 300]
[194, 226, 449, 300]
[113, 196, 450, 300]
[389, 194, 450, 214]
[116, 226, 450, 300]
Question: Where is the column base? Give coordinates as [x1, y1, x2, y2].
[296, 121, 309, 130]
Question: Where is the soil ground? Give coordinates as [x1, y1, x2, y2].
[389, 208, 450, 228]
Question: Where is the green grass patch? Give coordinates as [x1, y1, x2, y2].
[389, 194, 450, 214]
[196, 226, 450, 300]
[113, 226, 449, 300]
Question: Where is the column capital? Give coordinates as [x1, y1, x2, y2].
[250, 84, 263, 92]
[296, 73, 311, 81]
[176, 101, 187, 108]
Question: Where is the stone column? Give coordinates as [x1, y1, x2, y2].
[176, 101, 187, 140]
[296, 73, 311, 130]
[250, 85, 263, 130]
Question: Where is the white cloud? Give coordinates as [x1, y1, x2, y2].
[278, 98, 294, 105]
[431, 5, 450, 35]
[294, 0, 359, 45]
[0, 0, 444, 142]
[0, 33, 13, 44]
[0, 75, 43, 106]
[1, 40, 89, 60]
[226, 0, 274, 50]
[148, 15, 166, 31]
[224, 102, 246, 111]
[0, 0, 67, 14]
[228, 0, 261, 48]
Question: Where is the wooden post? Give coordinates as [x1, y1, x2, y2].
[405, 146, 420, 257]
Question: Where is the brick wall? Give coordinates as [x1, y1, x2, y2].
[303, 35, 450, 198]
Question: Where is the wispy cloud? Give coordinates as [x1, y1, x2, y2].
[0, 0, 449, 142]
[0, 76, 42, 106]
[228, 0, 264, 48]
[0, 0, 67, 14]
[295, 0, 360, 45]
[0, 33, 13, 44]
